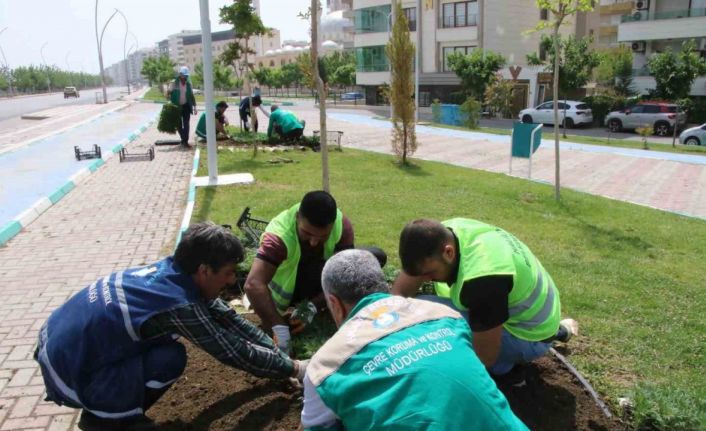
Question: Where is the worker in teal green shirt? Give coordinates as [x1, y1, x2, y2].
[195, 101, 229, 140]
[301, 249, 528, 431]
[266, 105, 305, 141]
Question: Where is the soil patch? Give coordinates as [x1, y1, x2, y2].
[151, 342, 625, 431]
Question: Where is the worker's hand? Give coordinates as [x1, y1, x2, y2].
[290, 301, 317, 335]
[272, 324, 291, 354]
[294, 359, 310, 382]
[193, 107, 198, 115]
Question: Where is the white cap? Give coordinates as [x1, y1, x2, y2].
[179, 66, 189, 76]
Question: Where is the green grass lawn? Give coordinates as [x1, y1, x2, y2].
[192, 148, 705, 430]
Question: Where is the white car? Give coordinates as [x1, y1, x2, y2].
[679, 123, 706, 146]
[519, 100, 593, 128]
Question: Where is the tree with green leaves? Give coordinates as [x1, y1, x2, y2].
[647, 39, 706, 101]
[531, 0, 595, 201]
[447, 49, 505, 101]
[192, 62, 240, 91]
[386, 0, 417, 165]
[595, 45, 635, 96]
[280, 62, 303, 96]
[484, 78, 514, 119]
[141, 55, 175, 95]
[220, 0, 270, 135]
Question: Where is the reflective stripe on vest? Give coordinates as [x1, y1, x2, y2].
[269, 281, 294, 314]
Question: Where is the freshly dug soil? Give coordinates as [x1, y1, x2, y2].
[150, 343, 625, 431]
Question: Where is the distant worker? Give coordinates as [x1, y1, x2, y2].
[393, 218, 579, 386]
[267, 105, 305, 141]
[35, 223, 307, 431]
[301, 249, 529, 431]
[195, 101, 230, 140]
[239, 95, 262, 132]
[167, 66, 197, 147]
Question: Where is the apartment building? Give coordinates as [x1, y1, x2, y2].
[610, 0, 706, 96]
[352, 0, 593, 111]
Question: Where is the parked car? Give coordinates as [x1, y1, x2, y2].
[63, 86, 79, 98]
[679, 123, 706, 145]
[341, 92, 364, 101]
[518, 100, 593, 128]
[604, 102, 687, 136]
[193, 88, 203, 95]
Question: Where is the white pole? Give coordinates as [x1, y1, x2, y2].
[415, 0, 421, 123]
[199, 0, 218, 182]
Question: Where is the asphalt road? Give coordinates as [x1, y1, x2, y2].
[0, 86, 127, 121]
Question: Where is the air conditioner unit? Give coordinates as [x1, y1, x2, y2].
[632, 41, 646, 52]
[634, 0, 649, 11]
[631, 9, 648, 21]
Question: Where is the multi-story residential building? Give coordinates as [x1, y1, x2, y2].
[612, 0, 706, 96]
[352, 0, 593, 112]
[181, 29, 281, 73]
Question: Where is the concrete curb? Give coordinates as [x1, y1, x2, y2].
[0, 116, 158, 247]
[174, 148, 201, 247]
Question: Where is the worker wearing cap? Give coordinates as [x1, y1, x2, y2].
[195, 101, 230, 140]
[392, 218, 579, 386]
[168, 66, 197, 147]
[301, 249, 528, 431]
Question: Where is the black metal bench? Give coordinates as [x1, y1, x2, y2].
[74, 144, 102, 161]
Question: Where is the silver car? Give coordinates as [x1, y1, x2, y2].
[679, 123, 706, 146]
[605, 103, 687, 136]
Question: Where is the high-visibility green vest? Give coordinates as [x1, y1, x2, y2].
[263, 203, 343, 314]
[305, 293, 529, 431]
[434, 218, 561, 341]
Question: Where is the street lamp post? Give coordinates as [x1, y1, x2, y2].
[95, 0, 119, 104]
[40, 42, 50, 93]
[0, 27, 14, 97]
[116, 9, 131, 95]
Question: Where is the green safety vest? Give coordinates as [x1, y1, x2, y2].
[263, 203, 343, 314]
[306, 293, 529, 431]
[434, 218, 561, 342]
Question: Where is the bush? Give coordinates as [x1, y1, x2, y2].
[686, 97, 706, 124]
[459, 98, 482, 129]
[583, 94, 627, 126]
[157, 103, 181, 134]
[446, 91, 466, 105]
[431, 99, 441, 123]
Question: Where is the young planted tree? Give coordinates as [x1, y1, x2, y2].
[220, 0, 270, 139]
[531, 0, 595, 201]
[647, 39, 706, 101]
[386, 0, 417, 165]
[310, 0, 330, 191]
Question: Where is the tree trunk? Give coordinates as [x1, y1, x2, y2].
[552, 28, 561, 201]
[312, 0, 329, 192]
[402, 123, 408, 164]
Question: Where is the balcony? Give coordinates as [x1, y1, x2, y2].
[618, 8, 706, 41]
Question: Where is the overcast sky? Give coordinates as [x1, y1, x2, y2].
[0, 0, 318, 74]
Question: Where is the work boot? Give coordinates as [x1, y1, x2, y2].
[124, 415, 157, 431]
[77, 411, 123, 431]
[492, 364, 527, 388]
[556, 318, 579, 343]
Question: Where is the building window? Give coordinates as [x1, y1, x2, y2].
[356, 45, 389, 72]
[404, 7, 416, 31]
[540, 8, 549, 20]
[355, 5, 391, 33]
[539, 43, 546, 61]
[441, 1, 478, 28]
[442, 46, 474, 72]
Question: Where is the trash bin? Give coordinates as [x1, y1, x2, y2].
[440, 104, 464, 126]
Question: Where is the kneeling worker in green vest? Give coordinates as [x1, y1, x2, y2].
[245, 191, 386, 353]
[195, 101, 230, 141]
[392, 218, 579, 385]
[301, 249, 528, 430]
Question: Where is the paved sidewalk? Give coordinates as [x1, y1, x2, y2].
[291, 106, 706, 220]
[0, 114, 194, 429]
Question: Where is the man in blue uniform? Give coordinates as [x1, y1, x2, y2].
[35, 223, 307, 431]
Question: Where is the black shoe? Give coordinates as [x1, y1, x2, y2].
[77, 411, 123, 431]
[492, 365, 527, 388]
[124, 415, 157, 431]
